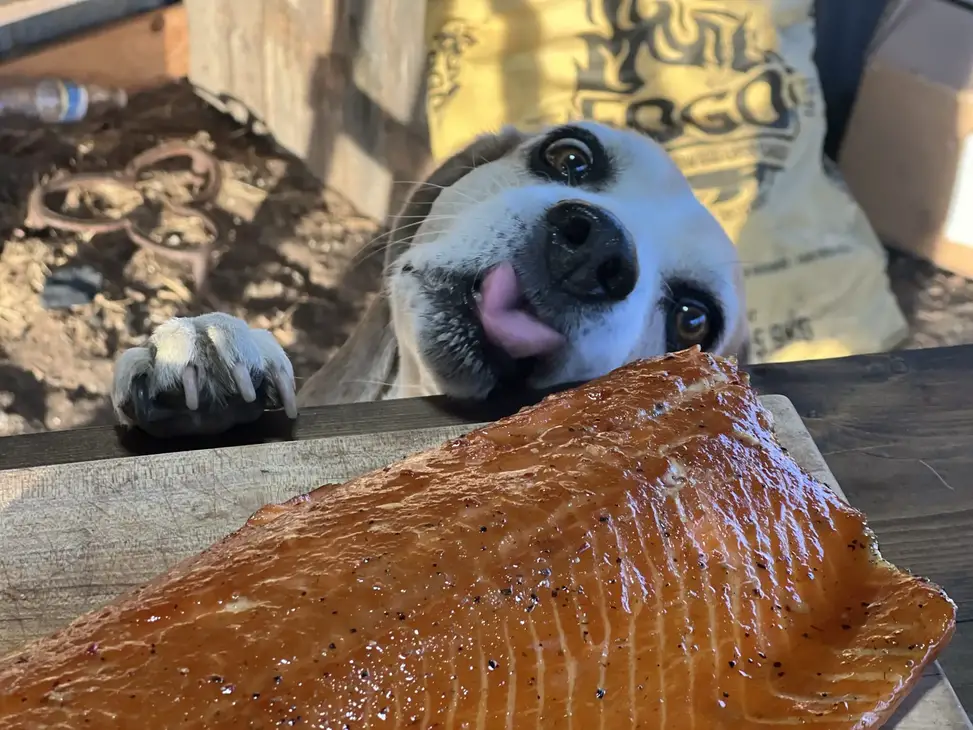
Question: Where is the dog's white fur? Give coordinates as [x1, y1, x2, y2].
[110, 121, 747, 432]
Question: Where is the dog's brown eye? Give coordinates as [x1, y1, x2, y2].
[673, 301, 710, 345]
[665, 284, 723, 352]
[543, 138, 593, 182]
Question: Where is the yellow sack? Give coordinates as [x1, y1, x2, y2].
[425, 0, 907, 363]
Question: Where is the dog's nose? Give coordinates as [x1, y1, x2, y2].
[544, 200, 637, 302]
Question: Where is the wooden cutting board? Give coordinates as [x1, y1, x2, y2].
[0, 395, 968, 728]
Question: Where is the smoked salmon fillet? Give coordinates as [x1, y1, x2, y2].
[0, 348, 955, 729]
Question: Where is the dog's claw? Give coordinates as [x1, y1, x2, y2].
[231, 361, 257, 403]
[274, 367, 298, 419]
[182, 365, 199, 411]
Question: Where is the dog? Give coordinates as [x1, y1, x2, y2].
[110, 121, 749, 437]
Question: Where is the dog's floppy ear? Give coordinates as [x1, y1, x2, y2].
[296, 127, 528, 408]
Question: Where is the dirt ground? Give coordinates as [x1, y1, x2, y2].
[0, 83, 383, 436]
[0, 82, 970, 437]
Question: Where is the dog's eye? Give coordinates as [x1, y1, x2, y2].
[543, 138, 593, 182]
[665, 284, 723, 352]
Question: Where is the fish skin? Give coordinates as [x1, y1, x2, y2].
[0, 347, 956, 729]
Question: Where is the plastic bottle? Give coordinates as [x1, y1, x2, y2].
[0, 78, 127, 123]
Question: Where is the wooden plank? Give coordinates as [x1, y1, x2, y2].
[0, 0, 89, 26]
[0, 396, 967, 726]
[0, 422, 477, 653]
[0, 3, 187, 92]
[895, 674, 973, 729]
[0, 0, 173, 60]
[186, 0, 430, 222]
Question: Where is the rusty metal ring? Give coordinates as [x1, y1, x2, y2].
[25, 172, 134, 235]
[122, 204, 219, 286]
[24, 141, 226, 289]
[124, 141, 223, 205]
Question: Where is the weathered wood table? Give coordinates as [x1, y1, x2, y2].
[1, 344, 972, 724]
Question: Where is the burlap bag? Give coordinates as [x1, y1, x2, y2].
[425, 0, 907, 363]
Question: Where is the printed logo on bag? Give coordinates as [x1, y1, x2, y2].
[428, 20, 478, 114]
[575, 0, 805, 226]
[747, 308, 815, 363]
[422, 0, 909, 362]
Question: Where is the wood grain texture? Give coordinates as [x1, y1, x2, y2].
[0, 3, 187, 91]
[0, 395, 967, 727]
[0, 0, 172, 60]
[0, 423, 474, 653]
[185, 0, 431, 222]
[0, 0, 89, 25]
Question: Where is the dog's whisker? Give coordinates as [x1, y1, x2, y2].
[356, 214, 465, 256]
[385, 210, 467, 220]
[394, 179, 480, 205]
[346, 378, 400, 388]
[346, 226, 457, 273]
[370, 217, 462, 249]
[380, 215, 462, 233]
[345, 243, 394, 270]
[413, 163, 516, 204]
[393, 179, 454, 190]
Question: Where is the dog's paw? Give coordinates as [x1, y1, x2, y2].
[111, 313, 297, 437]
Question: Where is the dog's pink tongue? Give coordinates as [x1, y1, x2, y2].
[477, 263, 565, 359]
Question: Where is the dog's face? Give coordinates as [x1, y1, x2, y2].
[386, 121, 748, 400]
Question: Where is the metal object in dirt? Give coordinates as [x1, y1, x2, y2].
[40, 263, 104, 310]
[24, 140, 224, 287]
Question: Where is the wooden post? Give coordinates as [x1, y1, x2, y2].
[185, 0, 430, 223]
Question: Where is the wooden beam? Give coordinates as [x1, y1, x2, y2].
[0, 3, 187, 92]
[186, 0, 430, 223]
[0, 0, 91, 27]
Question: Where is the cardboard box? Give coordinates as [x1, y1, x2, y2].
[838, 0, 973, 279]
